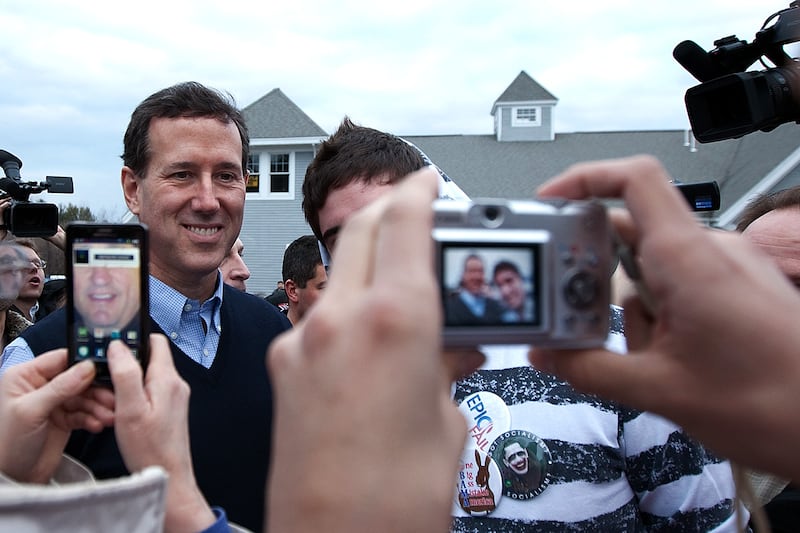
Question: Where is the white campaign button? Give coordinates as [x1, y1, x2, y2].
[458, 391, 512, 454]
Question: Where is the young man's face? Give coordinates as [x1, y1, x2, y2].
[292, 263, 328, 321]
[494, 268, 525, 311]
[742, 208, 800, 288]
[122, 116, 246, 292]
[317, 179, 394, 256]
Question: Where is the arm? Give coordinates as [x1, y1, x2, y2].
[108, 335, 217, 533]
[529, 155, 800, 480]
[0, 337, 37, 377]
[266, 168, 480, 533]
[44, 225, 66, 251]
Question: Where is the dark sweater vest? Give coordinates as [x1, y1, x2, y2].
[21, 286, 291, 532]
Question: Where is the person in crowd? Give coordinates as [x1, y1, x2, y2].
[265, 280, 288, 311]
[281, 234, 327, 325]
[0, 81, 290, 531]
[300, 119, 743, 531]
[219, 237, 250, 291]
[492, 260, 535, 322]
[35, 278, 67, 321]
[444, 253, 505, 325]
[10, 239, 45, 322]
[735, 186, 800, 532]
[0, 242, 32, 351]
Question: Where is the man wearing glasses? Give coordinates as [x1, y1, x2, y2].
[10, 239, 46, 322]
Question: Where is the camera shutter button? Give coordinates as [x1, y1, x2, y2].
[563, 270, 598, 309]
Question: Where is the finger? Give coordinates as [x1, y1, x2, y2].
[322, 191, 388, 301]
[372, 168, 439, 286]
[536, 155, 698, 238]
[608, 208, 637, 248]
[528, 347, 668, 413]
[442, 350, 485, 382]
[107, 340, 147, 413]
[619, 296, 653, 350]
[61, 409, 111, 434]
[61, 385, 116, 424]
[141, 334, 182, 391]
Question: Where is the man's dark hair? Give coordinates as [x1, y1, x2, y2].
[493, 260, 521, 281]
[122, 81, 250, 177]
[736, 186, 800, 232]
[282, 235, 323, 289]
[302, 117, 425, 241]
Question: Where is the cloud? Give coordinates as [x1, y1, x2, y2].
[0, 0, 786, 214]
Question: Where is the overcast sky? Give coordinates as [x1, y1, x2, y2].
[0, 0, 789, 217]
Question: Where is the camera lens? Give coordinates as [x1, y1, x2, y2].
[484, 206, 499, 221]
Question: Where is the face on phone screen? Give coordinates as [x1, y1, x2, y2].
[69, 236, 145, 364]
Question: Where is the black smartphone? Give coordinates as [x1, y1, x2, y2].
[66, 223, 149, 385]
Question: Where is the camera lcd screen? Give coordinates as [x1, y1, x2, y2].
[441, 243, 541, 328]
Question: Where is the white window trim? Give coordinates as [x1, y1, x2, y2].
[511, 106, 541, 127]
[246, 151, 295, 200]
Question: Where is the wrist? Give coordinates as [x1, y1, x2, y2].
[163, 477, 216, 533]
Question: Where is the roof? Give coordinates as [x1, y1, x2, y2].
[492, 70, 558, 115]
[242, 88, 327, 139]
[405, 123, 800, 216]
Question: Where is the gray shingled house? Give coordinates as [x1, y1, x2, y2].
[240, 71, 800, 294]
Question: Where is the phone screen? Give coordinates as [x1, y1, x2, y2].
[66, 223, 149, 384]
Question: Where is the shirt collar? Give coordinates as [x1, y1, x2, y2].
[149, 274, 224, 334]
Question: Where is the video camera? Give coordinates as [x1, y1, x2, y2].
[674, 2, 800, 143]
[0, 150, 74, 237]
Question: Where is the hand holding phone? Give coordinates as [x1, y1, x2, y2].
[66, 223, 149, 385]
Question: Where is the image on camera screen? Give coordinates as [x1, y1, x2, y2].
[441, 244, 541, 328]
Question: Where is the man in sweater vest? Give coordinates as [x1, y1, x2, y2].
[0, 82, 291, 532]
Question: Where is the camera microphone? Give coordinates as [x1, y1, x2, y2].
[673, 40, 727, 82]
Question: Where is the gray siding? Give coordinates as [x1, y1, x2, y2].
[497, 105, 554, 142]
[241, 149, 315, 295]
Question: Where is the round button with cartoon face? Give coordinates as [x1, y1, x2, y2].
[488, 430, 551, 500]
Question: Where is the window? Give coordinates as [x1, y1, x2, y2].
[246, 154, 260, 193]
[512, 106, 541, 127]
[245, 151, 294, 198]
[270, 153, 290, 193]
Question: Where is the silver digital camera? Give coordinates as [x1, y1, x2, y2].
[433, 197, 612, 348]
